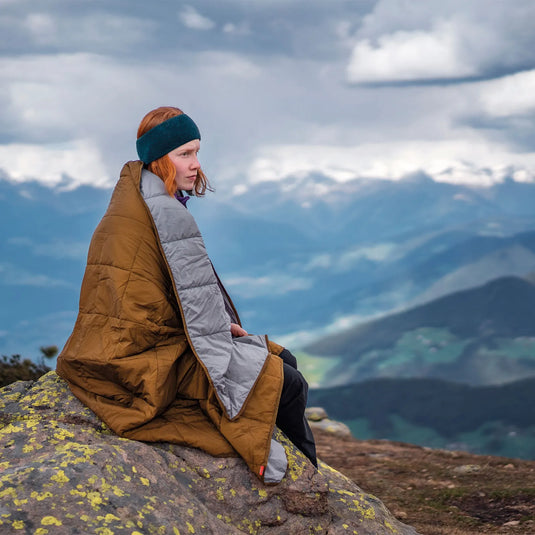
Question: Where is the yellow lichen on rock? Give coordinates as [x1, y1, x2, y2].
[41, 515, 62, 526]
[12, 519, 25, 529]
[87, 490, 104, 508]
[350, 497, 376, 520]
[0, 372, 419, 535]
[384, 520, 400, 533]
[50, 469, 70, 486]
[30, 490, 53, 501]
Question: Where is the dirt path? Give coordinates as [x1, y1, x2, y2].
[315, 431, 535, 534]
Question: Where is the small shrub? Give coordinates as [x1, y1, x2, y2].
[0, 346, 57, 387]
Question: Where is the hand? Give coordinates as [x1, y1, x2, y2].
[230, 323, 248, 337]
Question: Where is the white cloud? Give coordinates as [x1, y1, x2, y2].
[0, 139, 109, 188]
[0, 263, 74, 288]
[347, 21, 476, 83]
[477, 69, 535, 118]
[1, 46, 533, 192]
[179, 6, 215, 31]
[0, 50, 268, 187]
[302, 254, 332, 272]
[1, 52, 138, 142]
[275, 312, 374, 350]
[23, 13, 57, 45]
[300, 245, 401, 274]
[222, 22, 250, 35]
[337, 243, 398, 270]
[8, 237, 88, 260]
[224, 274, 312, 297]
[347, 0, 535, 84]
[0, 2, 534, 195]
[248, 138, 535, 187]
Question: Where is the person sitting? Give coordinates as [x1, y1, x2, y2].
[57, 106, 317, 484]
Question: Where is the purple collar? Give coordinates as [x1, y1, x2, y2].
[174, 191, 190, 207]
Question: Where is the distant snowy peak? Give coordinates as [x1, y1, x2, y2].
[243, 141, 535, 194]
[231, 171, 420, 204]
[229, 169, 535, 209]
[233, 172, 373, 205]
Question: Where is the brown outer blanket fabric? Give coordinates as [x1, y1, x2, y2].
[57, 161, 285, 483]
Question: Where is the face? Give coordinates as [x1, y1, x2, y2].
[167, 139, 201, 191]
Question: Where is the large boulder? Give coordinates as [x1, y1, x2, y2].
[0, 372, 419, 534]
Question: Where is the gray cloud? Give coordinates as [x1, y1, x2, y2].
[179, 5, 216, 30]
[0, 0, 371, 60]
[0, 0, 534, 191]
[347, 0, 535, 84]
[0, 6, 154, 57]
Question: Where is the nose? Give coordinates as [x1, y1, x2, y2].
[190, 154, 200, 170]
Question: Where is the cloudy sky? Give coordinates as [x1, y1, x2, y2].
[1, 0, 535, 193]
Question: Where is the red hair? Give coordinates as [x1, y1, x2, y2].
[136, 106, 211, 197]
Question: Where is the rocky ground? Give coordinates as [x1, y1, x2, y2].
[314, 430, 535, 535]
[2, 372, 533, 534]
[0, 373, 418, 534]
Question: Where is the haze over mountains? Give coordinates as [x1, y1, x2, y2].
[2, 171, 535, 458]
[1, 172, 535, 363]
[198, 174, 535, 339]
[304, 275, 535, 386]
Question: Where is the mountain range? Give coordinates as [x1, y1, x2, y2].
[197, 174, 535, 338]
[308, 376, 535, 460]
[1, 172, 535, 364]
[2, 171, 535, 460]
[302, 275, 535, 387]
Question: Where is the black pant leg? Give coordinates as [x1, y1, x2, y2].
[276, 362, 317, 467]
[278, 348, 297, 369]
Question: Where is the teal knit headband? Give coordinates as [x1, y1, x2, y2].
[136, 114, 201, 164]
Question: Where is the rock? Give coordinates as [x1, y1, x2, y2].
[309, 419, 352, 437]
[0, 372, 419, 534]
[305, 407, 328, 422]
[453, 464, 482, 475]
[305, 406, 352, 437]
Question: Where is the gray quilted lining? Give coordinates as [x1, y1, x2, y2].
[140, 169, 287, 481]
